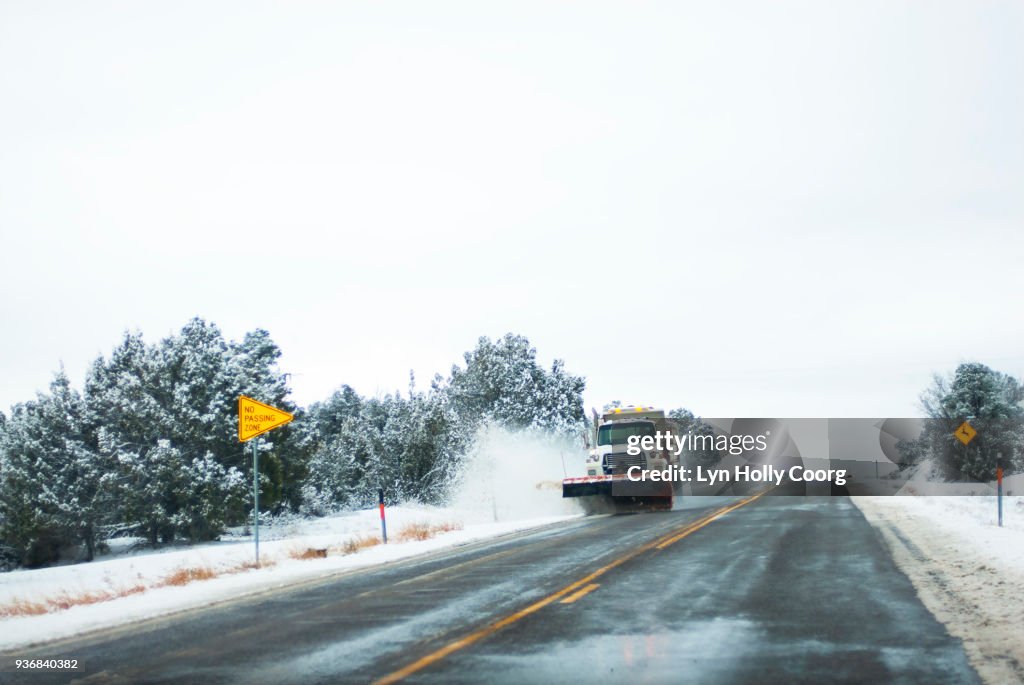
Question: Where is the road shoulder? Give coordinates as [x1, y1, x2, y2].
[853, 497, 1024, 684]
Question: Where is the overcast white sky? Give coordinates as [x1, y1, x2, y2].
[1, 1, 1022, 418]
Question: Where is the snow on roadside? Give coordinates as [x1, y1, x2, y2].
[853, 495, 1024, 684]
[0, 424, 587, 651]
[0, 507, 579, 651]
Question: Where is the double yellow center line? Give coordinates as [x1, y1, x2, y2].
[373, 490, 769, 685]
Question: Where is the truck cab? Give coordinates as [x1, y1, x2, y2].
[585, 407, 673, 476]
[564, 405, 678, 511]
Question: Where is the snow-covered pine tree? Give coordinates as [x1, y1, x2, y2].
[446, 334, 585, 436]
[46, 369, 113, 561]
[1, 395, 64, 566]
[153, 318, 232, 468]
[172, 451, 247, 542]
[352, 396, 400, 507]
[219, 326, 301, 513]
[300, 386, 365, 514]
[155, 319, 260, 523]
[83, 320, 294, 545]
[102, 437, 186, 546]
[537, 357, 586, 435]
[301, 374, 474, 511]
[919, 362, 1024, 481]
[84, 331, 181, 545]
[0, 370, 106, 565]
[400, 373, 468, 505]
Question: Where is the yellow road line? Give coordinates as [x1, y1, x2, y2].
[655, 490, 770, 550]
[371, 491, 768, 685]
[559, 583, 600, 604]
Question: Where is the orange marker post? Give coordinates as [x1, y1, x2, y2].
[378, 489, 388, 544]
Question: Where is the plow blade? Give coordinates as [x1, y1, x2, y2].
[562, 475, 673, 511]
[562, 475, 624, 498]
[562, 476, 612, 497]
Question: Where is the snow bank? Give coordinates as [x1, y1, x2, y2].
[854, 495, 1024, 683]
[0, 427, 587, 650]
[889, 458, 1023, 497]
[0, 506, 576, 650]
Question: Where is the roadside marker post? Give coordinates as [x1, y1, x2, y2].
[997, 466, 1003, 528]
[238, 396, 295, 566]
[379, 489, 388, 544]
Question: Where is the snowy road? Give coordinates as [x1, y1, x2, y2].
[2, 495, 978, 684]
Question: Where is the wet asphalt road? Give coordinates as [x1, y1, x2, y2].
[2, 495, 978, 685]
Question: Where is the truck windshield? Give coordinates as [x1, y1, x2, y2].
[598, 421, 655, 446]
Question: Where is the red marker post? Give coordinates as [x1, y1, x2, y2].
[997, 467, 1003, 528]
[379, 488, 388, 544]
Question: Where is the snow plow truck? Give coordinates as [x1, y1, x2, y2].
[562, 406, 680, 511]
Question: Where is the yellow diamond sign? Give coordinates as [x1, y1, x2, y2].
[239, 396, 294, 442]
[954, 421, 977, 445]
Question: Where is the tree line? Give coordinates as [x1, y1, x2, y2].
[3, 318, 1018, 570]
[0, 320, 585, 568]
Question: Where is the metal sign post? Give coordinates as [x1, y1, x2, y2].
[238, 396, 295, 567]
[997, 466, 1003, 528]
[253, 440, 260, 565]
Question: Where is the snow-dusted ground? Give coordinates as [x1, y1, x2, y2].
[0, 426, 588, 651]
[854, 494, 1024, 684]
[0, 506, 579, 651]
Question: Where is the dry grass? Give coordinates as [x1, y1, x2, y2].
[395, 521, 463, 542]
[290, 547, 329, 561]
[235, 559, 274, 571]
[158, 566, 217, 587]
[0, 557, 276, 619]
[119, 584, 147, 598]
[159, 559, 274, 585]
[335, 535, 382, 556]
[0, 598, 48, 618]
[0, 584, 147, 618]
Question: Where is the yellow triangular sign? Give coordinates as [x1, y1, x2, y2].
[239, 396, 294, 442]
